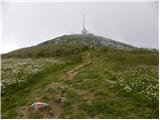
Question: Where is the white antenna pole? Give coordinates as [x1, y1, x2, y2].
[83, 13, 85, 29]
[81, 11, 88, 37]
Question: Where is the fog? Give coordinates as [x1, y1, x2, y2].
[1, 1, 158, 53]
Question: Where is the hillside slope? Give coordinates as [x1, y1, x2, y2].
[38, 34, 136, 49]
[1, 34, 159, 119]
[2, 34, 137, 58]
[1, 48, 159, 118]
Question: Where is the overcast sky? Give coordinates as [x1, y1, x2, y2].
[0, 1, 159, 53]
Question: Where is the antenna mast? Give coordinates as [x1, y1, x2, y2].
[81, 13, 88, 36]
[83, 13, 85, 29]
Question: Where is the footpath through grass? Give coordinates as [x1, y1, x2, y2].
[60, 50, 158, 119]
[1, 54, 83, 118]
[1, 48, 159, 119]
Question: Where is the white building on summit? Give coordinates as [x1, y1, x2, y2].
[81, 14, 88, 36]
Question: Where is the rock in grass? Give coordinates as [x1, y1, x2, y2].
[30, 102, 49, 110]
[55, 96, 67, 103]
[105, 80, 117, 84]
[60, 86, 69, 93]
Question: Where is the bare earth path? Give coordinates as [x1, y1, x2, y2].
[67, 51, 92, 80]
[16, 51, 92, 118]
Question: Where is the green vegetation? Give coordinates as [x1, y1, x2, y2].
[1, 35, 159, 119]
[2, 44, 88, 58]
[118, 66, 158, 107]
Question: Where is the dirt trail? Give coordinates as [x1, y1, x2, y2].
[67, 51, 92, 80]
[16, 51, 92, 118]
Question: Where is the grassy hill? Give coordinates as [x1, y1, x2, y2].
[2, 34, 136, 58]
[1, 34, 159, 118]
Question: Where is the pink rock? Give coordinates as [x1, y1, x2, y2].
[31, 102, 49, 110]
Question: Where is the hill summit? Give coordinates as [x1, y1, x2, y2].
[2, 34, 137, 58]
[38, 34, 136, 50]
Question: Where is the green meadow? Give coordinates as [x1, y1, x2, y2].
[1, 44, 159, 118]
